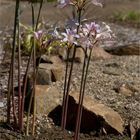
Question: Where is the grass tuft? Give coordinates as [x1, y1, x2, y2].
[112, 11, 140, 23]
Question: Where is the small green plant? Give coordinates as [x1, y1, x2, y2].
[113, 10, 140, 23]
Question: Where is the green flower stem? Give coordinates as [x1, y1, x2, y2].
[21, 47, 33, 131]
[7, 0, 20, 125]
[20, 0, 43, 134]
[32, 3, 36, 135]
[61, 47, 70, 128]
[74, 48, 92, 140]
[17, 6, 22, 130]
[62, 45, 76, 129]
[75, 41, 97, 140]
[35, 0, 43, 30]
[74, 47, 87, 140]
[26, 3, 35, 136]
[77, 9, 82, 34]
[26, 0, 44, 135]
[61, 8, 82, 130]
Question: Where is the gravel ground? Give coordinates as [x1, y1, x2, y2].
[0, 0, 140, 139]
[53, 54, 140, 123]
[0, 54, 140, 140]
[0, 26, 140, 140]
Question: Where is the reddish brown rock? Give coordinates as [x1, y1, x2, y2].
[66, 92, 124, 135]
[35, 85, 61, 115]
[91, 46, 112, 60]
[36, 58, 64, 84]
[106, 43, 140, 55]
[58, 46, 112, 63]
[58, 47, 85, 63]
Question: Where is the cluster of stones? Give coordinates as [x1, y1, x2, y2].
[29, 47, 127, 135]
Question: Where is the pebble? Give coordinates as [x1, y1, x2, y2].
[0, 102, 4, 108]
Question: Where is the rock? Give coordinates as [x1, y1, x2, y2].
[36, 68, 52, 85]
[135, 128, 140, 140]
[105, 43, 140, 55]
[58, 47, 67, 60]
[37, 55, 62, 65]
[0, 102, 4, 108]
[103, 67, 121, 76]
[58, 47, 85, 63]
[91, 47, 112, 60]
[114, 83, 140, 96]
[35, 85, 61, 115]
[36, 57, 64, 84]
[126, 121, 136, 139]
[66, 92, 124, 135]
[119, 85, 133, 96]
[36, 55, 53, 66]
[75, 47, 85, 63]
[49, 55, 63, 65]
[105, 62, 120, 68]
[126, 121, 140, 140]
[51, 66, 64, 81]
[58, 46, 112, 63]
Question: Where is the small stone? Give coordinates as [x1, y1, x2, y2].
[0, 102, 4, 108]
[114, 83, 140, 96]
[103, 67, 121, 76]
[126, 121, 136, 139]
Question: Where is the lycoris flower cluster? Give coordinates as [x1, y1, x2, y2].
[60, 21, 114, 49]
[57, 0, 114, 50]
[61, 28, 79, 46]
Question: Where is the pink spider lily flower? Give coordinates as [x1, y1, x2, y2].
[48, 27, 61, 39]
[82, 22, 100, 37]
[61, 28, 79, 45]
[78, 36, 92, 48]
[78, 22, 114, 49]
[90, 0, 103, 7]
[34, 30, 43, 40]
[95, 22, 114, 40]
[57, 0, 70, 8]
[77, 22, 100, 48]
